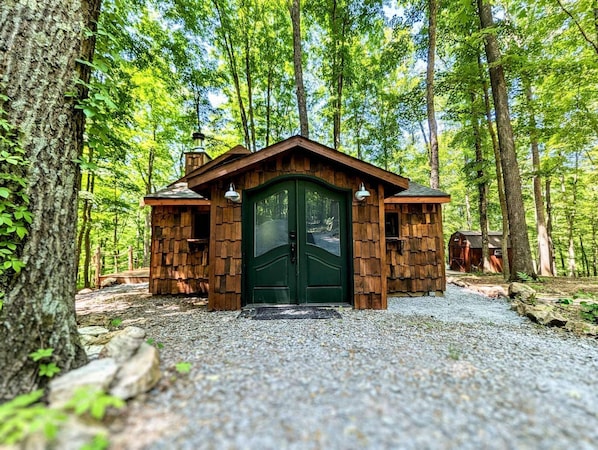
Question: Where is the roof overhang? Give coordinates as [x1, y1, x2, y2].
[186, 136, 409, 197]
[142, 181, 210, 206]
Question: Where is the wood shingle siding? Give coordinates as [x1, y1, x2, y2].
[385, 203, 446, 295]
[206, 150, 388, 310]
[149, 205, 210, 295]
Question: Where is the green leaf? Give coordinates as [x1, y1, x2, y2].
[29, 348, 54, 362]
[175, 362, 191, 374]
[39, 363, 61, 378]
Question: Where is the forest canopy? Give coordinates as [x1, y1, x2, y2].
[77, 0, 597, 282]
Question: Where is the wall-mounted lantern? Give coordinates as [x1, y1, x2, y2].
[355, 182, 371, 201]
[224, 183, 241, 203]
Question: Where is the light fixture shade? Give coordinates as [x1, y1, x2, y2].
[224, 183, 241, 203]
[355, 182, 370, 201]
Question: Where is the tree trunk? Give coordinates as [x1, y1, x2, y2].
[244, 34, 257, 152]
[82, 173, 95, 288]
[525, 82, 553, 276]
[289, 0, 309, 138]
[480, 57, 510, 279]
[545, 177, 557, 275]
[592, 212, 598, 276]
[464, 189, 473, 230]
[0, 0, 101, 400]
[562, 154, 579, 277]
[471, 93, 490, 272]
[426, 0, 440, 189]
[477, 0, 535, 280]
[265, 66, 272, 147]
[579, 236, 589, 277]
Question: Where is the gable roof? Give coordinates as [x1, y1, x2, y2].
[186, 136, 409, 196]
[385, 181, 450, 204]
[451, 230, 510, 249]
[180, 144, 251, 184]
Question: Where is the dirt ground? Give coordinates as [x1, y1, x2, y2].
[451, 272, 598, 299]
[448, 271, 598, 332]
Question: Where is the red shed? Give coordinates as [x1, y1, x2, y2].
[448, 230, 512, 273]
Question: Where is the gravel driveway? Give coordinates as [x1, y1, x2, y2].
[107, 284, 598, 450]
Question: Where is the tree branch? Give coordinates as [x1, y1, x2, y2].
[555, 0, 598, 55]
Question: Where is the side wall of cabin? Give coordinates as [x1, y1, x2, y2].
[150, 205, 210, 294]
[208, 149, 387, 311]
[385, 203, 446, 295]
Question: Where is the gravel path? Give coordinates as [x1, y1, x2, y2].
[106, 284, 598, 450]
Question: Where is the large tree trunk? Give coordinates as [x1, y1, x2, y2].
[0, 0, 101, 400]
[289, 0, 309, 138]
[471, 93, 490, 272]
[480, 56, 510, 279]
[426, 0, 440, 189]
[545, 177, 558, 275]
[477, 0, 535, 280]
[562, 154, 579, 277]
[525, 82, 553, 276]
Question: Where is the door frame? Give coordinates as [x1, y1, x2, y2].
[241, 174, 354, 307]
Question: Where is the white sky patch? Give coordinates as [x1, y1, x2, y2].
[208, 92, 227, 108]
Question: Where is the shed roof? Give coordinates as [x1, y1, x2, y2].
[142, 182, 209, 206]
[451, 230, 510, 249]
[186, 136, 410, 197]
[385, 181, 450, 204]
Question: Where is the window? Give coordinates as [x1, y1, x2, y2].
[385, 212, 400, 238]
[193, 211, 210, 241]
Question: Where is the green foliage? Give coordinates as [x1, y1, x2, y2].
[580, 302, 598, 324]
[175, 362, 192, 374]
[28, 348, 54, 362]
[110, 317, 123, 328]
[0, 389, 66, 445]
[146, 338, 164, 349]
[29, 348, 61, 379]
[0, 386, 123, 448]
[557, 298, 573, 305]
[516, 272, 534, 283]
[64, 387, 125, 420]
[447, 344, 461, 361]
[0, 94, 31, 284]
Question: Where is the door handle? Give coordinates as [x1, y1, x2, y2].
[290, 242, 296, 264]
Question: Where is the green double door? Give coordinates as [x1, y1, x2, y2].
[244, 178, 350, 305]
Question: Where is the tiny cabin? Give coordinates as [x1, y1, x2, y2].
[448, 230, 512, 273]
[144, 136, 450, 310]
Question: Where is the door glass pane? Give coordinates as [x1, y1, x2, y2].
[255, 189, 288, 257]
[305, 188, 340, 256]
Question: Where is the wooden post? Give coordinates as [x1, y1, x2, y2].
[94, 246, 101, 288]
[128, 245, 134, 271]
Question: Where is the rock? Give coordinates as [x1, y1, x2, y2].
[110, 343, 161, 400]
[84, 345, 105, 360]
[565, 320, 598, 336]
[508, 282, 536, 301]
[85, 330, 119, 346]
[512, 301, 567, 327]
[99, 326, 146, 363]
[78, 288, 93, 295]
[79, 326, 110, 336]
[100, 277, 118, 288]
[475, 285, 507, 298]
[48, 358, 119, 408]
